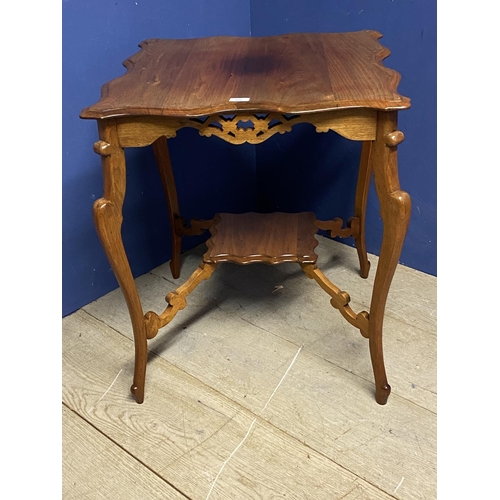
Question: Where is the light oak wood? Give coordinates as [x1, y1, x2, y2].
[62, 406, 188, 499]
[384, 130, 405, 147]
[92, 118, 148, 404]
[76, 246, 436, 499]
[368, 111, 412, 404]
[301, 263, 370, 337]
[144, 262, 217, 339]
[63, 310, 400, 500]
[142, 239, 436, 412]
[113, 108, 377, 147]
[257, 349, 436, 500]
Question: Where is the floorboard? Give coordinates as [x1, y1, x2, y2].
[65, 237, 437, 499]
[63, 310, 397, 500]
[62, 405, 188, 499]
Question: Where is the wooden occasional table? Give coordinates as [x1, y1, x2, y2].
[81, 31, 411, 405]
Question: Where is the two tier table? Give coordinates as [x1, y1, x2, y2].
[80, 31, 411, 405]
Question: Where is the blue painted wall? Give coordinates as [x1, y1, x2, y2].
[62, 0, 254, 316]
[250, 0, 437, 276]
[63, 0, 436, 316]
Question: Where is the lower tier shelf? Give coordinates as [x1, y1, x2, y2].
[203, 212, 319, 265]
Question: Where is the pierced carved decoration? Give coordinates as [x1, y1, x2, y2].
[185, 113, 300, 145]
[301, 264, 370, 338]
[115, 108, 377, 148]
[144, 262, 217, 339]
[315, 217, 360, 239]
[174, 217, 215, 237]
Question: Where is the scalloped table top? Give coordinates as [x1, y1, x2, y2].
[80, 31, 410, 120]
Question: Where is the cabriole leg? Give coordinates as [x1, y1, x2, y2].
[92, 119, 148, 404]
[369, 111, 411, 405]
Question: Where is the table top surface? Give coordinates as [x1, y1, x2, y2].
[81, 31, 410, 120]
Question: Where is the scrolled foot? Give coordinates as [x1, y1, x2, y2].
[375, 383, 391, 405]
[131, 384, 145, 404]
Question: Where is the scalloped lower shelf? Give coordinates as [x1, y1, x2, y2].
[203, 212, 319, 265]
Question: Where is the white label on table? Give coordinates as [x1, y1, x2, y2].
[229, 97, 250, 102]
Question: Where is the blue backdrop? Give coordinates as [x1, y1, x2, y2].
[62, 0, 255, 315]
[62, 0, 436, 316]
[251, 0, 437, 277]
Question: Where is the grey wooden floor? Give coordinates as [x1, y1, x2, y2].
[62, 236, 436, 499]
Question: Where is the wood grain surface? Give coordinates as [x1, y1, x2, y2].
[77, 238, 436, 499]
[203, 212, 319, 265]
[63, 310, 399, 500]
[62, 406, 188, 499]
[81, 31, 410, 119]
